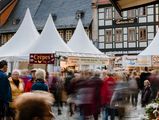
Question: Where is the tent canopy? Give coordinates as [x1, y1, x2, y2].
[67, 19, 104, 55]
[67, 19, 109, 58]
[0, 8, 39, 58]
[21, 14, 72, 57]
[139, 29, 159, 56]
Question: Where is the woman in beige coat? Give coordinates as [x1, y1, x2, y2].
[9, 70, 24, 101]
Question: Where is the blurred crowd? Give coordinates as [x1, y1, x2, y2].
[0, 60, 158, 120]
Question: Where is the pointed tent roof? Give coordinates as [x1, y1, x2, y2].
[22, 14, 72, 56]
[67, 19, 103, 55]
[0, 8, 39, 57]
[139, 29, 159, 56]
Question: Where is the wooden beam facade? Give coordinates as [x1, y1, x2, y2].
[0, 0, 18, 26]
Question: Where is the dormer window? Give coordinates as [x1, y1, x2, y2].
[75, 10, 85, 19]
[51, 13, 57, 21]
[12, 18, 20, 25]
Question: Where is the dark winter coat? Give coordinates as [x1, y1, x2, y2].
[31, 80, 48, 92]
[140, 72, 151, 90]
[141, 86, 152, 107]
[0, 70, 12, 103]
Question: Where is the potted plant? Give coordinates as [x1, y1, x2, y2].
[145, 102, 159, 119]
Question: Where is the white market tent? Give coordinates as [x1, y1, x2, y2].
[139, 29, 159, 56]
[0, 8, 39, 60]
[21, 14, 72, 58]
[67, 19, 109, 58]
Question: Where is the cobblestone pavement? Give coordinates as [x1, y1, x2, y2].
[52, 103, 145, 120]
[52, 94, 146, 120]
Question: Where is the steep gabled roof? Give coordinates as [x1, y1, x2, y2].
[0, 0, 42, 33]
[34, 0, 92, 29]
[67, 19, 103, 55]
[0, 0, 92, 33]
[139, 30, 159, 56]
[0, 0, 12, 11]
[0, 9, 39, 57]
[0, 0, 18, 26]
[21, 14, 72, 57]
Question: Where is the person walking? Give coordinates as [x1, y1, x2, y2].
[9, 70, 24, 101]
[9, 69, 24, 118]
[128, 71, 139, 108]
[0, 60, 12, 119]
[24, 69, 36, 92]
[141, 80, 152, 107]
[31, 68, 49, 92]
[101, 72, 116, 120]
[14, 91, 54, 120]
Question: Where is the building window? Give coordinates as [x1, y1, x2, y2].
[105, 30, 112, 43]
[105, 7, 112, 19]
[128, 29, 136, 41]
[58, 30, 64, 39]
[1, 34, 13, 45]
[99, 42, 104, 49]
[1, 35, 8, 45]
[115, 10, 122, 19]
[8, 34, 12, 40]
[99, 8, 104, 12]
[99, 12, 104, 19]
[139, 28, 147, 41]
[65, 30, 72, 42]
[115, 29, 122, 42]
[139, 7, 147, 16]
[128, 9, 135, 18]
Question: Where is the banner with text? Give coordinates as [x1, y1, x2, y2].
[122, 55, 151, 67]
[151, 56, 159, 67]
[67, 57, 108, 66]
[29, 53, 55, 64]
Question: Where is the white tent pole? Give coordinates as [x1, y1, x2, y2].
[9, 61, 14, 73]
[7, 62, 12, 74]
[47, 64, 54, 73]
[13, 61, 19, 70]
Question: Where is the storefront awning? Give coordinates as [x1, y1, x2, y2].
[109, 0, 158, 15]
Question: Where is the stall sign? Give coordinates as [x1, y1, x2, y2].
[67, 57, 108, 65]
[137, 56, 151, 67]
[79, 57, 107, 65]
[67, 57, 80, 66]
[122, 55, 151, 67]
[29, 53, 55, 64]
[152, 56, 159, 67]
[122, 56, 138, 67]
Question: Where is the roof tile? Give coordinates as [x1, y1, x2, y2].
[0, 0, 92, 33]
